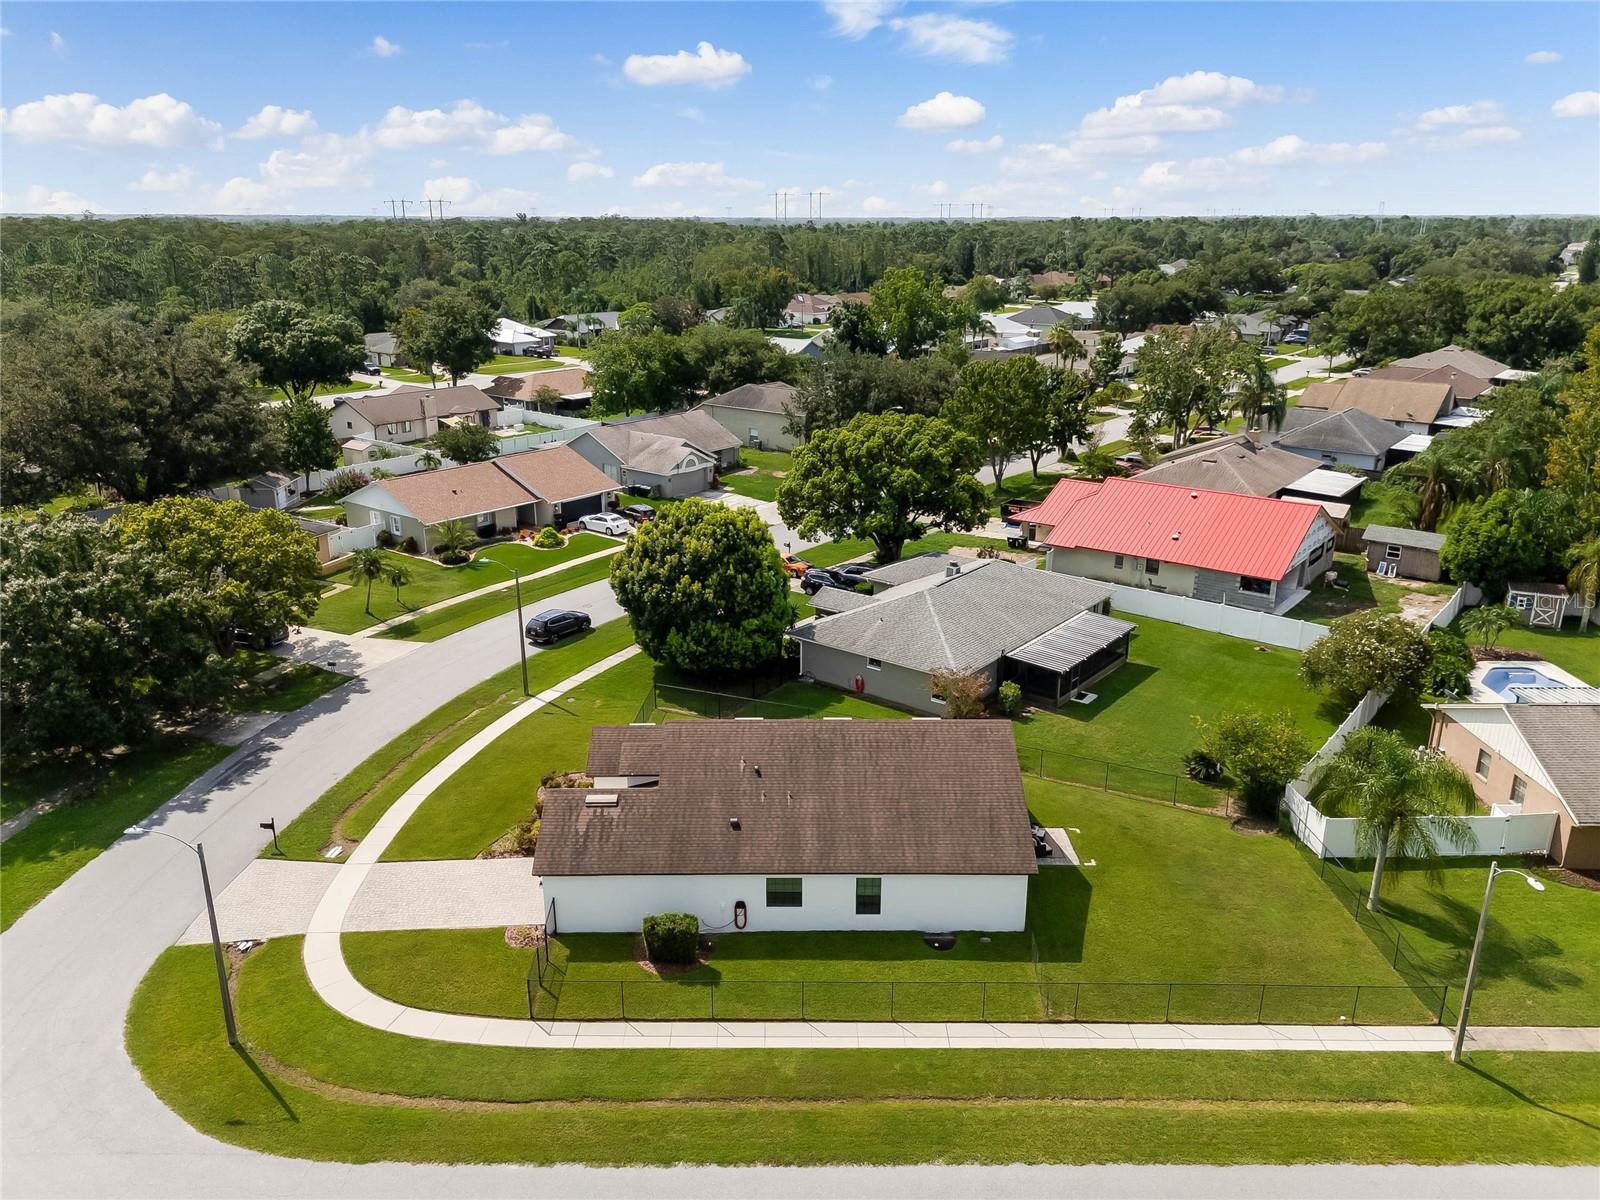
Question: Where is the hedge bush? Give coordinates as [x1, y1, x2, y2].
[642, 912, 699, 965]
[534, 525, 564, 549]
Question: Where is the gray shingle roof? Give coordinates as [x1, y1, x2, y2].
[790, 558, 1115, 674]
[534, 720, 1037, 877]
[1505, 705, 1600, 823]
[579, 426, 714, 476]
[810, 586, 875, 614]
[602, 408, 741, 455]
[1138, 436, 1324, 497]
[337, 384, 498, 426]
[1362, 525, 1446, 552]
[1389, 345, 1511, 379]
[1270, 407, 1409, 456]
[701, 381, 797, 415]
[861, 552, 962, 586]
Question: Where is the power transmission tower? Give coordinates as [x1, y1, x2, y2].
[814, 190, 828, 220]
[1377, 200, 1385, 234]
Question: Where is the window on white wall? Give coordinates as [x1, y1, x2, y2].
[390, 516, 402, 535]
[855, 877, 882, 916]
[765, 877, 802, 908]
[1385, 545, 1402, 561]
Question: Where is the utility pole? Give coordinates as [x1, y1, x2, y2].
[814, 190, 828, 221]
[1377, 200, 1385, 234]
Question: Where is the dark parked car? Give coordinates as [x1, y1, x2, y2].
[800, 568, 838, 595]
[625, 483, 653, 498]
[525, 609, 591, 645]
[999, 499, 1034, 521]
[832, 563, 875, 585]
[619, 504, 655, 524]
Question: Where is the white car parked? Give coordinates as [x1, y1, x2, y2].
[577, 512, 632, 537]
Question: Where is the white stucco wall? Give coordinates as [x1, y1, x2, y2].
[543, 872, 1030, 933]
[703, 404, 798, 452]
[1051, 547, 1200, 596]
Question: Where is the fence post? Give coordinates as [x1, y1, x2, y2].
[981, 981, 988, 1022]
[1164, 983, 1174, 1022]
[1073, 983, 1082, 1021]
[527, 978, 534, 1021]
[619, 981, 625, 1021]
[800, 979, 806, 1021]
[1350, 986, 1361, 1025]
[1103, 761, 1110, 791]
[1038, 749, 1045, 777]
[1257, 983, 1266, 1023]
[889, 981, 896, 1022]
[1436, 985, 1449, 1026]
[1171, 777, 1178, 805]
[710, 983, 716, 1023]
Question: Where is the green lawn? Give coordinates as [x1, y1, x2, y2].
[271, 619, 638, 860]
[309, 535, 614, 634]
[1466, 620, 1600, 684]
[719, 448, 793, 503]
[1, 739, 233, 931]
[1324, 858, 1600, 1027]
[990, 467, 1068, 511]
[1011, 611, 1343, 781]
[380, 367, 438, 384]
[291, 504, 345, 522]
[801, 530, 1017, 570]
[1263, 356, 1296, 370]
[1349, 481, 1420, 529]
[129, 939, 1600, 1166]
[475, 355, 569, 375]
[266, 379, 374, 401]
[1289, 553, 1455, 625]
[236, 662, 349, 713]
[374, 553, 619, 642]
[554, 342, 596, 359]
[381, 648, 654, 860]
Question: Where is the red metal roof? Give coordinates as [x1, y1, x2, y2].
[1010, 478, 1104, 529]
[1035, 476, 1322, 579]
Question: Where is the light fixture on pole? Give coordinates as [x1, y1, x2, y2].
[480, 553, 530, 696]
[1450, 859, 1543, 1063]
[124, 825, 238, 1047]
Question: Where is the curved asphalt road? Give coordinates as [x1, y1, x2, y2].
[2, 579, 1590, 1199]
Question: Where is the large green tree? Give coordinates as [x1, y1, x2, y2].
[609, 500, 793, 672]
[1299, 610, 1434, 706]
[278, 394, 341, 489]
[1198, 708, 1311, 819]
[0, 302, 268, 504]
[587, 328, 694, 414]
[228, 299, 364, 403]
[0, 516, 229, 759]
[1440, 488, 1581, 599]
[433, 422, 497, 464]
[420, 291, 496, 384]
[1132, 325, 1246, 448]
[680, 323, 800, 394]
[867, 265, 959, 358]
[776, 412, 987, 562]
[943, 355, 1051, 484]
[116, 496, 322, 654]
[786, 346, 956, 439]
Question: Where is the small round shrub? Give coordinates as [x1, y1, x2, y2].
[642, 912, 699, 965]
[533, 525, 564, 549]
[996, 680, 1023, 717]
[400, 536, 419, 555]
[320, 468, 371, 500]
[376, 528, 396, 549]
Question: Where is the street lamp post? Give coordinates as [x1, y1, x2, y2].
[1450, 859, 1544, 1063]
[482, 553, 529, 696]
[126, 825, 239, 1047]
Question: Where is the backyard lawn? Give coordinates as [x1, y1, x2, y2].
[1289, 553, 1456, 624]
[1011, 612, 1343, 780]
[1464, 619, 1599, 684]
[129, 938, 1600, 1165]
[1348, 481, 1421, 529]
[718, 448, 793, 503]
[309, 534, 615, 634]
[1, 739, 233, 931]
[266, 379, 373, 401]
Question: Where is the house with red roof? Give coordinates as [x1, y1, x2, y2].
[1015, 477, 1337, 616]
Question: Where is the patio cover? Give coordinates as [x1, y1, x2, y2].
[1006, 610, 1136, 675]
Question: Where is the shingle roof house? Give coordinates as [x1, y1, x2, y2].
[1266, 406, 1411, 472]
[1389, 344, 1511, 379]
[603, 409, 742, 469]
[1367, 364, 1494, 402]
[1136, 435, 1332, 498]
[697, 381, 802, 451]
[789, 556, 1133, 712]
[567, 425, 720, 498]
[1298, 378, 1456, 430]
[535, 720, 1037, 932]
[483, 367, 593, 406]
[328, 384, 499, 445]
[1428, 701, 1600, 868]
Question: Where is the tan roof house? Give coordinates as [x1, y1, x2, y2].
[328, 385, 499, 446]
[697, 382, 801, 451]
[568, 426, 719, 499]
[1298, 377, 1456, 435]
[483, 367, 593, 407]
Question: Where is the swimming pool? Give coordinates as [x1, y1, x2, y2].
[1480, 665, 1565, 701]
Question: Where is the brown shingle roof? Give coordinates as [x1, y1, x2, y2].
[533, 721, 1037, 877]
[1137, 435, 1320, 497]
[1367, 364, 1493, 401]
[1298, 378, 1454, 424]
[338, 385, 498, 426]
[1389, 344, 1510, 378]
[701, 381, 797, 415]
[604, 408, 741, 455]
[483, 367, 592, 403]
[367, 445, 615, 524]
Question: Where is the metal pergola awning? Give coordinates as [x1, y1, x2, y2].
[1006, 610, 1137, 674]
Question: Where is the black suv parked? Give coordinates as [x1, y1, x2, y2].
[525, 609, 592, 645]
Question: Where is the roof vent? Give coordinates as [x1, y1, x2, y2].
[945, 561, 962, 577]
[729, 816, 741, 831]
[1190, 491, 1198, 499]
[584, 793, 618, 807]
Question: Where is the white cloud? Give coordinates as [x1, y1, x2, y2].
[676, 106, 706, 122]
[0, 92, 222, 147]
[1553, 91, 1600, 119]
[486, 113, 578, 154]
[1231, 134, 1387, 165]
[1078, 70, 1282, 139]
[1414, 100, 1506, 129]
[822, 1, 897, 38]
[897, 91, 985, 131]
[1524, 50, 1561, 64]
[130, 165, 194, 192]
[211, 176, 279, 213]
[420, 176, 539, 214]
[1452, 125, 1521, 145]
[421, 175, 478, 202]
[887, 13, 1011, 65]
[2, 183, 99, 214]
[913, 180, 949, 196]
[371, 34, 402, 58]
[590, 53, 612, 66]
[567, 161, 615, 182]
[811, 75, 833, 93]
[49, 31, 66, 54]
[860, 195, 898, 214]
[1125, 155, 1235, 195]
[371, 100, 579, 155]
[259, 133, 372, 189]
[234, 105, 317, 140]
[631, 160, 763, 190]
[623, 42, 750, 88]
[947, 134, 1003, 153]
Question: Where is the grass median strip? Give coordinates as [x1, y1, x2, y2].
[270, 619, 637, 860]
[375, 554, 618, 643]
[126, 938, 1600, 1166]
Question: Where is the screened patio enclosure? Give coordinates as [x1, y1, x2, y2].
[1003, 610, 1136, 707]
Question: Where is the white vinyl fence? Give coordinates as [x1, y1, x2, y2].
[1284, 783, 1557, 861]
[306, 451, 453, 492]
[326, 523, 379, 556]
[491, 409, 599, 455]
[1098, 581, 1329, 651]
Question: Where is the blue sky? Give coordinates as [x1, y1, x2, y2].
[2, 1, 1596, 218]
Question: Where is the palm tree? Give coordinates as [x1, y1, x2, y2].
[416, 450, 441, 471]
[431, 519, 475, 563]
[1385, 451, 1469, 531]
[1565, 536, 1600, 632]
[1460, 604, 1518, 649]
[1231, 354, 1288, 433]
[1316, 728, 1476, 912]
[384, 561, 413, 608]
[1046, 322, 1085, 371]
[349, 547, 385, 615]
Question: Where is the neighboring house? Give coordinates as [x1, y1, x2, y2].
[534, 720, 1038, 933]
[1265, 406, 1411, 473]
[1006, 303, 1077, 332]
[601, 409, 742, 471]
[341, 445, 618, 551]
[1366, 363, 1494, 404]
[328, 385, 500, 446]
[1427, 700, 1600, 869]
[1018, 476, 1336, 615]
[483, 367, 593, 408]
[781, 293, 840, 327]
[769, 334, 826, 359]
[1362, 524, 1447, 581]
[1388, 345, 1511, 379]
[1506, 582, 1573, 628]
[539, 312, 620, 342]
[1136, 435, 1361, 508]
[698, 381, 801, 451]
[1227, 310, 1301, 345]
[568, 426, 718, 498]
[1559, 241, 1587, 267]
[490, 317, 557, 357]
[1157, 258, 1189, 275]
[292, 514, 341, 564]
[363, 331, 397, 367]
[1298, 378, 1456, 435]
[789, 555, 1132, 713]
[214, 471, 302, 510]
